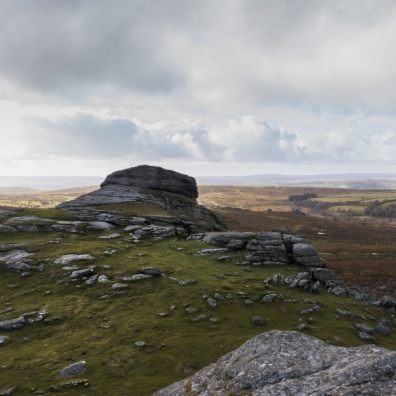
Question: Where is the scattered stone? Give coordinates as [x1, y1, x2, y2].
[185, 307, 199, 314]
[261, 293, 283, 303]
[244, 299, 254, 305]
[138, 267, 163, 276]
[0, 336, 9, 345]
[134, 341, 146, 348]
[354, 323, 375, 334]
[0, 387, 16, 395]
[213, 293, 224, 301]
[59, 361, 88, 377]
[178, 279, 196, 286]
[196, 248, 228, 256]
[111, 283, 128, 290]
[88, 221, 114, 230]
[69, 267, 96, 280]
[85, 274, 98, 285]
[121, 274, 153, 282]
[97, 274, 110, 283]
[357, 331, 375, 342]
[216, 256, 232, 262]
[296, 322, 308, 331]
[329, 285, 347, 296]
[191, 315, 207, 323]
[157, 312, 170, 318]
[375, 324, 390, 336]
[207, 297, 217, 309]
[0, 316, 26, 331]
[48, 379, 89, 391]
[311, 268, 338, 283]
[251, 316, 265, 326]
[54, 254, 93, 266]
[98, 233, 121, 239]
[300, 305, 321, 315]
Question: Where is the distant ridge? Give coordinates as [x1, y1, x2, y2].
[0, 173, 396, 190]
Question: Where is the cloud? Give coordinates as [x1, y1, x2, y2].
[1, 0, 396, 113]
[23, 113, 396, 168]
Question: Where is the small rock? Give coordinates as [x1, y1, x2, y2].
[134, 341, 146, 348]
[262, 293, 282, 303]
[296, 322, 308, 331]
[185, 307, 199, 314]
[196, 248, 228, 256]
[157, 312, 170, 318]
[375, 324, 390, 336]
[191, 315, 207, 323]
[0, 336, 9, 345]
[138, 267, 163, 276]
[85, 274, 98, 285]
[354, 323, 375, 334]
[217, 256, 232, 262]
[97, 274, 110, 283]
[70, 268, 95, 280]
[98, 233, 121, 239]
[59, 361, 88, 377]
[0, 387, 16, 395]
[54, 254, 93, 265]
[121, 274, 152, 282]
[251, 316, 266, 326]
[357, 331, 375, 342]
[111, 283, 128, 290]
[207, 297, 217, 308]
[300, 305, 321, 315]
[48, 379, 89, 391]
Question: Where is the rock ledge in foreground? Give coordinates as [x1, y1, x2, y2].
[154, 330, 396, 396]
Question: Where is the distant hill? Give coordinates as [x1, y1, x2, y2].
[0, 173, 395, 190]
[196, 173, 396, 189]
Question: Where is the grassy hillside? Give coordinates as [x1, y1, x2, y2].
[0, 206, 395, 394]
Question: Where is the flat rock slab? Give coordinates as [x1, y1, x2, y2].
[154, 330, 396, 396]
[59, 361, 88, 377]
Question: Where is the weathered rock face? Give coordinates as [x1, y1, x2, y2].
[60, 165, 199, 210]
[101, 165, 198, 199]
[199, 231, 323, 267]
[154, 330, 396, 396]
[58, 165, 221, 232]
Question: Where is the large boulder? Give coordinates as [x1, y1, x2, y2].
[154, 330, 396, 396]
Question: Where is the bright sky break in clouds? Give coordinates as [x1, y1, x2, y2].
[0, 0, 396, 176]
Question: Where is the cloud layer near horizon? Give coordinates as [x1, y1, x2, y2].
[0, 0, 396, 176]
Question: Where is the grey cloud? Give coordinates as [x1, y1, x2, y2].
[1, 0, 396, 112]
[0, 0, 195, 95]
[26, 113, 310, 163]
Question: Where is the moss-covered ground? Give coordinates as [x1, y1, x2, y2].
[0, 210, 395, 395]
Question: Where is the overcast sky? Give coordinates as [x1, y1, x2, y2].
[1, 0, 396, 177]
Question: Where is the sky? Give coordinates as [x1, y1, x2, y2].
[1, 0, 396, 177]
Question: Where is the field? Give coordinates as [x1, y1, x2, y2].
[199, 185, 396, 224]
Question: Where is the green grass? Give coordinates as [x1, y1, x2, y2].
[0, 229, 395, 395]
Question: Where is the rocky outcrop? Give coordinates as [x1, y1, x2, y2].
[58, 165, 221, 232]
[197, 231, 322, 267]
[154, 330, 396, 396]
